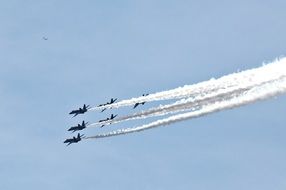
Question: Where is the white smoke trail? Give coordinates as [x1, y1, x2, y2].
[85, 77, 286, 139]
[88, 77, 283, 128]
[89, 58, 286, 111]
[88, 87, 249, 128]
[87, 60, 285, 127]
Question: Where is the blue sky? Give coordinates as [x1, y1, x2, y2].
[1, 0, 286, 189]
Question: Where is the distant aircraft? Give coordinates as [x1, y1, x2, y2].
[43, 37, 48, 40]
[99, 114, 118, 127]
[69, 104, 90, 117]
[63, 133, 84, 146]
[68, 120, 88, 133]
[133, 94, 149, 109]
[98, 98, 117, 112]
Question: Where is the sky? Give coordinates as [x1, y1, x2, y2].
[0, 0, 286, 189]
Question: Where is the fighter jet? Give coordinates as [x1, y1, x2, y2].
[68, 120, 89, 133]
[63, 133, 84, 146]
[133, 94, 149, 109]
[98, 98, 117, 112]
[69, 104, 90, 117]
[99, 114, 118, 127]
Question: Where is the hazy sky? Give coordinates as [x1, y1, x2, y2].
[1, 1, 286, 189]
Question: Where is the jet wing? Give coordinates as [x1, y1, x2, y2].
[72, 113, 78, 117]
[133, 103, 139, 109]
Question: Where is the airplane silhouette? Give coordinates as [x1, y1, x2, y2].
[133, 94, 149, 109]
[133, 102, 145, 109]
[99, 114, 118, 128]
[68, 121, 89, 133]
[69, 104, 90, 117]
[63, 133, 84, 146]
[98, 98, 117, 112]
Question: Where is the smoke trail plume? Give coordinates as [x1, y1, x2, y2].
[85, 77, 286, 139]
[88, 77, 283, 128]
[88, 58, 286, 127]
[89, 58, 286, 111]
[85, 58, 286, 139]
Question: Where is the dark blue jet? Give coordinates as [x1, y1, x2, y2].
[133, 94, 149, 109]
[99, 114, 118, 128]
[69, 104, 90, 117]
[63, 133, 84, 146]
[98, 98, 117, 112]
[68, 120, 89, 133]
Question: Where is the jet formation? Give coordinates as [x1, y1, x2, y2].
[64, 95, 147, 146]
